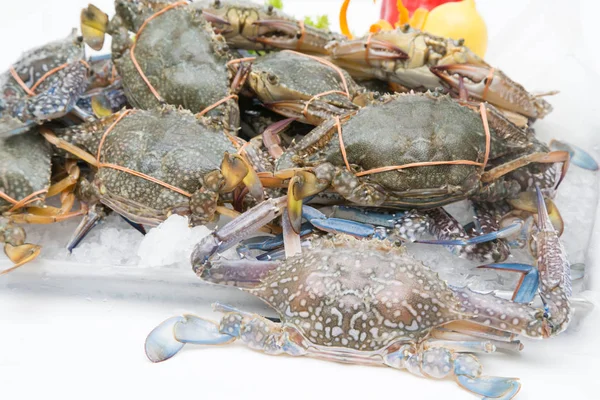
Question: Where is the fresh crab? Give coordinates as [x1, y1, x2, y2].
[41, 106, 268, 248]
[326, 26, 553, 121]
[81, 1, 249, 128]
[1, 130, 83, 273]
[245, 50, 373, 125]
[145, 185, 571, 400]
[0, 30, 90, 137]
[265, 93, 567, 234]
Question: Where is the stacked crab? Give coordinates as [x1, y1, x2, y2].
[1, 1, 597, 399]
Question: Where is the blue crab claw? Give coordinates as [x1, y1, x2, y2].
[244, 222, 313, 251]
[456, 375, 521, 400]
[414, 221, 523, 246]
[478, 263, 539, 304]
[174, 314, 235, 345]
[550, 139, 599, 171]
[145, 316, 186, 363]
[145, 315, 235, 363]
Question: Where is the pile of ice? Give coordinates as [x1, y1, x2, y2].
[18, 213, 212, 269]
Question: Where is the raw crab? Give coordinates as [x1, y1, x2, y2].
[41, 106, 267, 247]
[0, 30, 89, 137]
[81, 1, 247, 128]
[145, 186, 571, 400]
[326, 26, 553, 121]
[246, 50, 371, 125]
[268, 93, 567, 233]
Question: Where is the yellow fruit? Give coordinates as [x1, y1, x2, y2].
[423, 0, 487, 57]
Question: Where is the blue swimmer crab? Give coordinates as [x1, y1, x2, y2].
[326, 26, 554, 122]
[41, 106, 267, 247]
[245, 50, 372, 125]
[145, 186, 571, 400]
[268, 93, 567, 231]
[0, 30, 89, 137]
[81, 1, 247, 128]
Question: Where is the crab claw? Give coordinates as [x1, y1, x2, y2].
[221, 153, 264, 201]
[80, 4, 108, 51]
[430, 64, 551, 119]
[1, 243, 42, 275]
[455, 375, 521, 400]
[329, 37, 409, 63]
[550, 139, 599, 171]
[251, 19, 331, 54]
[264, 100, 357, 126]
[201, 11, 233, 34]
[478, 263, 539, 304]
[415, 220, 523, 246]
[507, 191, 564, 236]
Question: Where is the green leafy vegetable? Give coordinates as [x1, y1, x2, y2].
[266, 0, 284, 10]
[304, 15, 330, 30]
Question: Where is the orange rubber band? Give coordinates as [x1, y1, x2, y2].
[196, 94, 238, 117]
[335, 116, 352, 172]
[0, 189, 48, 212]
[343, 102, 491, 178]
[302, 90, 349, 118]
[296, 20, 306, 51]
[482, 67, 494, 101]
[227, 57, 256, 66]
[9, 67, 35, 96]
[93, 109, 193, 198]
[96, 109, 135, 164]
[130, 1, 189, 103]
[99, 163, 193, 198]
[282, 50, 351, 99]
[9, 59, 90, 96]
[479, 103, 491, 169]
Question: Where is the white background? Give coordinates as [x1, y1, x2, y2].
[1, 1, 600, 399]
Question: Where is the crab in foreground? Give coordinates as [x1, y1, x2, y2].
[145, 185, 570, 399]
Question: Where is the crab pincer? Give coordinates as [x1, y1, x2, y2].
[430, 64, 554, 120]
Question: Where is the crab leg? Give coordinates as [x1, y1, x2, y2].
[145, 304, 519, 400]
[456, 187, 571, 339]
[145, 304, 306, 363]
[191, 196, 288, 272]
[305, 205, 518, 263]
[251, 20, 334, 55]
[0, 219, 41, 275]
[480, 150, 570, 188]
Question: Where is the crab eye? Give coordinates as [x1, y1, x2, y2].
[267, 73, 278, 85]
[214, 0, 221, 8]
[267, 4, 273, 14]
